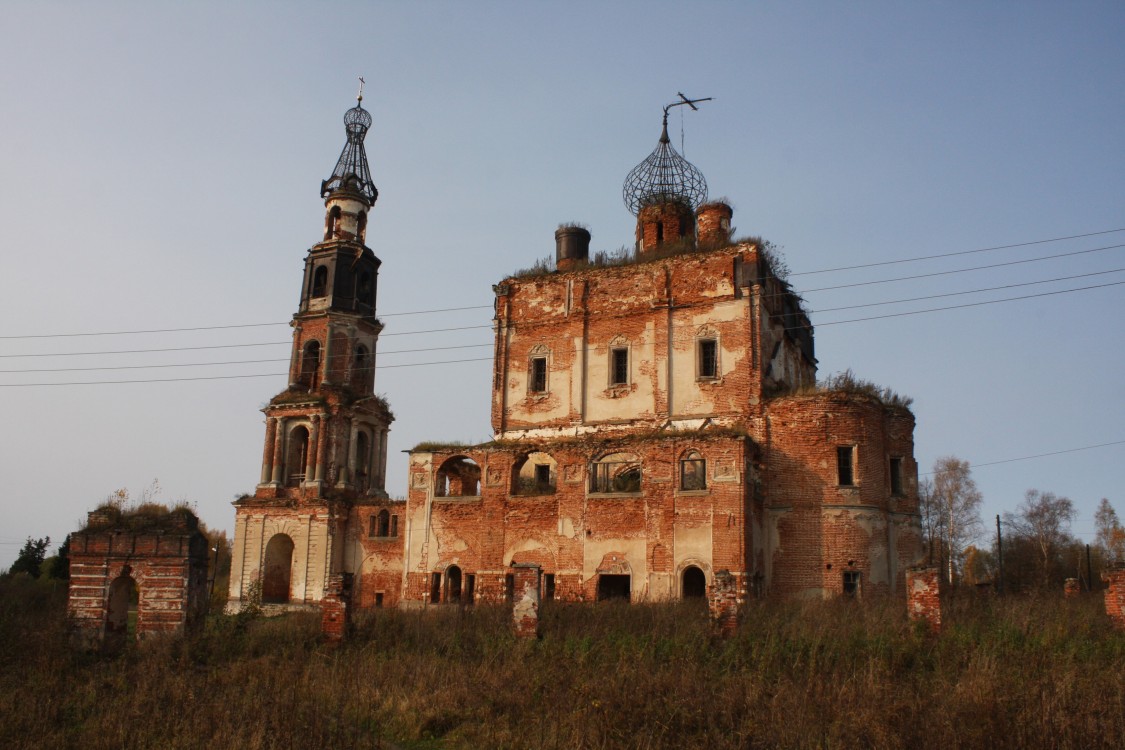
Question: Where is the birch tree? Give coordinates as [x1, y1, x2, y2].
[930, 456, 984, 585]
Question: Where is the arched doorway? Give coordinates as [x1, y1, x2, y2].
[263, 534, 294, 603]
[285, 426, 310, 486]
[682, 566, 707, 599]
[104, 573, 138, 652]
[446, 565, 463, 603]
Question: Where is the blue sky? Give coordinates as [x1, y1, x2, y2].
[1, 2, 1122, 559]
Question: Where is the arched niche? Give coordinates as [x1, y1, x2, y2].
[262, 534, 295, 604]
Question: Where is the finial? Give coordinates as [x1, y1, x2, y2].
[357, 76, 366, 104]
[622, 95, 712, 216]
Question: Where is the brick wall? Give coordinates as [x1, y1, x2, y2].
[906, 566, 941, 634]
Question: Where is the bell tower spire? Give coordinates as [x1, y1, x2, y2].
[320, 80, 378, 244]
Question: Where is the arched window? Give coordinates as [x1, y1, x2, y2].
[512, 451, 557, 495]
[434, 456, 481, 497]
[300, 341, 321, 387]
[446, 565, 463, 604]
[284, 426, 309, 486]
[325, 205, 341, 241]
[352, 345, 370, 390]
[356, 211, 367, 243]
[262, 534, 295, 603]
[680, 450, 707, 491]
[682, 566, 707, 598]
[376, 509, 390, 537]
[355, 431, 370, 490]
[357, 271, 373, 306]
[311, 265, 329, 298]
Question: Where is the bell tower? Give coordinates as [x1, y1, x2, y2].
[227, 88, 395, 611]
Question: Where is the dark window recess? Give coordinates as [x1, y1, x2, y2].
[374, 592, 384, 608]
[534, 464, 551, 487]
[530, 356, 547, 393]
[698, 339, 718, 378]
[843, 571, 861, 597]
[597, 574, 631, 601]
[889, 457, 903, 496]
[682, 566, 707, 598]
[543, 573, 556, 601]
[504, 574, 515, 601]
[376, 509, 389, 537]
[390, 515, 398, 537]
[590, 462, 641, 493]
[610, 347, 629, 385]
[367, 515, 377, 537]
[465, 574, 475, 604]
[837, 446, 855, 486]
[430, 572, 442, 604]
[680, 454, 706, 491]
[311, 265, 329, 298]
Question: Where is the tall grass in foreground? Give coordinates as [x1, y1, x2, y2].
[0, 576, 1122, 749]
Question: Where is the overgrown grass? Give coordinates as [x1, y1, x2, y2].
[1, 576, 1121, 749]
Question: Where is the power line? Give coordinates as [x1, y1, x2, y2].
[789, 227, 1125, 277]
[813, 268, 1125, 313]
[797, 243, 1124, 294]
[920, 441, 1125, 476]
[0, 304, 494, 341]
[813, 279, 1125, 328]
[1, 229, 1119, 342]
[0, 357, 494, 387]
[0, 343, 494, 374]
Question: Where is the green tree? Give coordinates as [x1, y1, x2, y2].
[48, 535, 70, 580]
[9, 537, 50, 578]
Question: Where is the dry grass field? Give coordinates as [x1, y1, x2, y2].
[1, 576, 1122, 749]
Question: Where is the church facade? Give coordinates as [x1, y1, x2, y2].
[227, 97, 923, 613]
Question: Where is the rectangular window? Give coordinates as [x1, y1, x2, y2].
[544, 573, 556, 601]
[610, 347, 629, 385]
[843, 571, 861, 597]
[889, 457, 903, 496]
[465, 574, 475, 605]
[530, 356, 547, 393]
[368, 515, 377, 537]
[505, 573, 515, 601]
[680, 457, 707, 490]
[837, 446, 855, 486]
[390, 514, 399, 537]
[375, 592, 384, 608]
[534, 463, 552, 489]
[698, 339, 718, 379]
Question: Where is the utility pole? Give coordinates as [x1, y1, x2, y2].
[996, 515, 1004, 596]
[1086, 543, 1093, 591]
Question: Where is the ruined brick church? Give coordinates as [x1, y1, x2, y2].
[227, 95, 923, 613]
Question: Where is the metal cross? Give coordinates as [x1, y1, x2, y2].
[357, 76, 366, 103]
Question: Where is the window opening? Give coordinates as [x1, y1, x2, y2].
[446, 565, 462, 604]
[352, 345, 370, 390]
[430, 572, 442, 604]
[610, 347, 629, 386]
[530, 356, 547, 393]
[889, 457, 903, 496]
[698, 339, 718, 379]
[656, 221, 664, 245]
[311, 265, 329, 297]
[534, 464, 551, 489]
[374, 592, 384, 608]
[590, 453, 641, 494]
[597, 574, 631, 601]
[465, 574, 475, 604]
[325, 206, 341, 241]
[682, 566, 707, 598]
[356, 211, 367, 243]
[837, 446, 855, 486]
[544, 573, 556, 601]
[434, 456, 481, 497]
[843, 570, 861, 597]
[262, 534, 295, 603]
[680, 451, 707, 491]
[390, 515, 398, 537]
[355, 432, 371, 490]
[285, 427, 310, 487]
[376, 509, 390, 537]
[504, 573, 515, 601]
[300, 341, 321, 388]
[368, 515, 377, 537]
